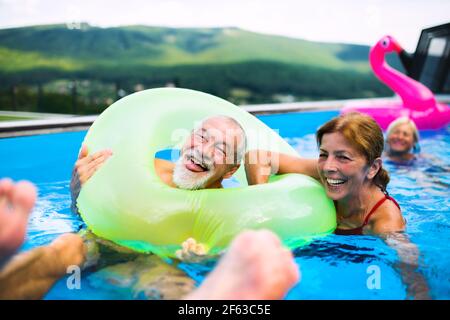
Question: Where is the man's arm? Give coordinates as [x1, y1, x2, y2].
[245, 150, 319, 185]
[70, 167, 82, 215]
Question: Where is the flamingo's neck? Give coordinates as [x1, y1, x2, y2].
[370, 48, 436, 111]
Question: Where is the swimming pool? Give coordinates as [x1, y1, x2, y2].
[0, 110, 449, 299]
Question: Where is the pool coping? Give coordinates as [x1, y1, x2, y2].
[2, 95, 449, 138]
[0, 115, 97, 138]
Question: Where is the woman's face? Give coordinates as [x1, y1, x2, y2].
[387, 123, 415, 154]
[317, 132, 373, 201]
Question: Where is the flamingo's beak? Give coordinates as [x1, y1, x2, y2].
[390, 37, 403, 53]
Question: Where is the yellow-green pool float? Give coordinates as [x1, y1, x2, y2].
[77, 88, 336, 257]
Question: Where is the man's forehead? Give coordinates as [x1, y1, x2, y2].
[196, 119, 240, 138]
[201, 117, 228, 128]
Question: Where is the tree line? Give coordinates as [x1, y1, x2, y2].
[0, 61, 391, 114]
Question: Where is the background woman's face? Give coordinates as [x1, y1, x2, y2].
[387, 123, 415, 154]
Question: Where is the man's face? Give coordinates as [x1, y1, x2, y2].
[173, 117, 243, 190]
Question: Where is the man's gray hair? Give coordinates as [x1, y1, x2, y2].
[201, 115, 247, 165]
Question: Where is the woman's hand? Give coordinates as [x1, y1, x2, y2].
[244, 150, 273, 185]
[244, 150, 319, 185]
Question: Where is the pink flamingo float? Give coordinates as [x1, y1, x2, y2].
[341, 35, 450, 130]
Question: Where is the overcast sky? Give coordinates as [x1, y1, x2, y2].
[0, 0, 448, 52]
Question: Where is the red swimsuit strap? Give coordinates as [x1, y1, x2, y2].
[386, 195, 401, 210]
[335, 193, 401, 235]
[361, 194, 401, 227]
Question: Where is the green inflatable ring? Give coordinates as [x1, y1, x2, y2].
[78, 88, 336, 257]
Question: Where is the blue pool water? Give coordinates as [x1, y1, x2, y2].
[0, 110, 449, 299]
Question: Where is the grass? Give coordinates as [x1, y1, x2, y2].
[0, 115, 32, 121]
[0, 47, 83, 72]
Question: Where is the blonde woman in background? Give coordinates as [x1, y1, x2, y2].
[384, 117, 420, 164]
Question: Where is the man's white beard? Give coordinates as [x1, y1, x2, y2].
[172, 156, 216, 190]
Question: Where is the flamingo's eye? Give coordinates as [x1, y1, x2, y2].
[381, 38, 389, 48]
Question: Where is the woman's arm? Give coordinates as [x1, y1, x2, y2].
[370, 205, 430, 299]
[382, 232, 431, 300]
[245, 150, 319, 185]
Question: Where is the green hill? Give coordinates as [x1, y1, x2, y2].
[0, 23, 401, 113]
[0, 23, 379, 72]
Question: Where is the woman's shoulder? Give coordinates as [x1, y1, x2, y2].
[369, 196, 405, 233]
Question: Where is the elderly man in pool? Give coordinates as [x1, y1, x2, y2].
[0, 115, 299, 299]
[71, 115, 247, 259]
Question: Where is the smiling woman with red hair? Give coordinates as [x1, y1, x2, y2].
[245, 111, 430, 299]
[247, 112, 404, 235]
